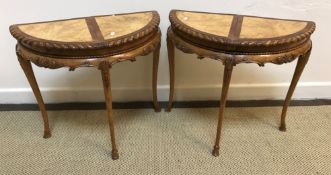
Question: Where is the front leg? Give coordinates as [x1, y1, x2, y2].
[17, 55, 51, 138]
[212, 61, 234, 156]
[99, 62, 119, 160]
[152, 43, 161, 112]
[166, 35, 175, 112]
[279, 49, 311, 131]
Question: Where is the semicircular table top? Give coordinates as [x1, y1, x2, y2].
[10, 11, 160, 57]
[170, 10, 315, 53]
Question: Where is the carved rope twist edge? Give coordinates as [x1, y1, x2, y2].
[16, 34, 161, 70]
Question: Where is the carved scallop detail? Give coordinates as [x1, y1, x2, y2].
[168, 28, 312, 66]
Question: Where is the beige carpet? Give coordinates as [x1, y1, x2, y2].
[0, 106, 331, 174]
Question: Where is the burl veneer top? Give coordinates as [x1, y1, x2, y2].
[170, 10, 315, 53]
[10, 11, 160, 57]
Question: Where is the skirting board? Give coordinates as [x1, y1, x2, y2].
[0, 82, 330, 104]
[1, 100, 331, 111]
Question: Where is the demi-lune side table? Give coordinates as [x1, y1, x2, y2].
[10, 11, 161, 160]
[167, 10, 315, 156]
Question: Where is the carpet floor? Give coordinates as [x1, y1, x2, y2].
[0, 106, 331, 174]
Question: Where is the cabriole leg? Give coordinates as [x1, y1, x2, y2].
[100, 62, 119, 160]
[17, 56, 51, 139]
[166, 35, 175, 112]
[152, 43, 161, 112]
[212, 61, 234, 157]
[279, 50, 311, 131]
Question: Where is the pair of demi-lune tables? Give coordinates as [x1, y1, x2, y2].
[10, 10, 315, 160]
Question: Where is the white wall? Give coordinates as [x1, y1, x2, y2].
[0, 0, 330, 103]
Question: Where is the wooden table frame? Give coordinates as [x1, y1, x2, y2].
[16, 31, 161, 160]
[166, 28, 312, 157]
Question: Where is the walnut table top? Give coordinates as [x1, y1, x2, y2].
[10, 11, 160, 58]
[170, 10, 315, 54]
